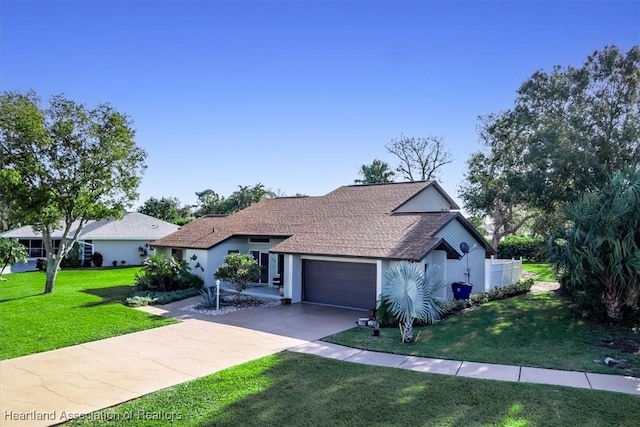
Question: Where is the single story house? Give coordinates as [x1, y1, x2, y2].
[152, 181, 494, 310]
[1, 212, 180, 273]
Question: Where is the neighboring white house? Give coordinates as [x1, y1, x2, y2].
[1, 212, 179, 273]
[152, 181, 495, 310]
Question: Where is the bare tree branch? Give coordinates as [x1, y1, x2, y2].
[386, 134, 453, 182]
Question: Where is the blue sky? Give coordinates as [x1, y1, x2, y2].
[2, 1, 639, 209]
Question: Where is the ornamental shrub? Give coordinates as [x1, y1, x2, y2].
[214, 253, 260, 292]
[91, 251, 104, 267]
[135, 253, 204, 292]
[124, 288, 201, 307]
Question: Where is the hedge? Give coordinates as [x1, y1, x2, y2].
[496, 235, 545, 262]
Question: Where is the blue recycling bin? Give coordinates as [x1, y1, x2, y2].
[452, 282, 473, 300]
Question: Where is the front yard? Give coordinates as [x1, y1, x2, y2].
[0, 268, 176, 360]
[64, 352, 640, 427]
[325, 291, 640, 377]
[3, 266, 639, 426]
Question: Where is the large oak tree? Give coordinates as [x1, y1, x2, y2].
[461, 45, 640, 246]
[0, 92, 147, 293]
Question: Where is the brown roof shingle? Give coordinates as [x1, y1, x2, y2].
[151, 181, 491, 260]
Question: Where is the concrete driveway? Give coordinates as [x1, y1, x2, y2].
[0, 303, 363, 427]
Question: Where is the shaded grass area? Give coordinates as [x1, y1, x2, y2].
[0, 268, 176, 360]
[522, 262, 556, 282]
[325, 292, 640, 376]
[65, 352, 640, 427]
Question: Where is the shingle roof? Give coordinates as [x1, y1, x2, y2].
[1, 212, 179, 240]
[151, 181, 492, 260]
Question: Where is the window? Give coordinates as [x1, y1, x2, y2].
[171, 248, 184, 261]
[18, 239, 61, 258]
[228, 250, 240, 254]
[249, 238, 270, 243]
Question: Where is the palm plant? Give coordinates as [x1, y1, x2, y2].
[546, 169, 640, 321]
[355, 159, 395, 184]
[381, 262, 446, 343]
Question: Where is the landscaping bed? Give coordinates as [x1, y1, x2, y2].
[181, 294, 280, 317]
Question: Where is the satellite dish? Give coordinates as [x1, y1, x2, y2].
[460, 242, 470, 254]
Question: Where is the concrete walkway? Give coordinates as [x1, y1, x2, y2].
[2, 300, 639, 427]
[288, 341, 640, 396]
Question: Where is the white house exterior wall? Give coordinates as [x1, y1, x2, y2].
[394, 186, 452, 213]
[382, 252, 448, 300]
[1, 259, 35, 274]
[437, 220, 486, 293]
[185, 249, 209, 284]
[92, 240, 154, 267]
[201, 237, 249, 288]
[426, 250, 450, 299]
[284, 254, 303, 303]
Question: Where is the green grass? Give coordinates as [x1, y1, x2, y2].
[325, 292, 640, 376]
[0, 268, 176, 360]
[522, 263, 556, 282]
[64, 352, 640, 427]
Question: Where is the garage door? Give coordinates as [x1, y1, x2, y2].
[302, 260, 377, 309]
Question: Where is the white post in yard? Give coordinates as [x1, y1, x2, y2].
[216, 279, 221, 311]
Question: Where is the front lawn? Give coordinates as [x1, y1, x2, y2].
[325, 292, 640, 376]
[64, 352, 640, 427]
[0, 268, 176, 360]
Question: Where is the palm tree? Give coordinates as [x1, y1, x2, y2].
[354, 159, 395, 184]
[381, 262, 446, 342]
[546, 169, 640, 321]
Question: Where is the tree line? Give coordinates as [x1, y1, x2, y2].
[137, 185, 309, 225]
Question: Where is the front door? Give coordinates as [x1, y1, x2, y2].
[251, 251, 270, 284]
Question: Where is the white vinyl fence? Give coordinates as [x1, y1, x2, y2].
[484, 256, 523, 291]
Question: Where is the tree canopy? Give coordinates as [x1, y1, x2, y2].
[193, 183, 270, 217]
[510, 45, 640, 209]
[460, 45, 640, 245]
[354, 159, 395, 184]
[459, 114, 540, 249]
[0, 91, 146, 293]
[0, 200, 20, 233]
[137, 196, 182, 223]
